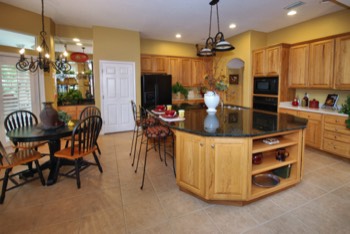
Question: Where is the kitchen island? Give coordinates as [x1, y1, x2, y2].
[164, 105, 307, 205]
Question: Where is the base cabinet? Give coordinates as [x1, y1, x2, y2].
[174, 129, 304, 204]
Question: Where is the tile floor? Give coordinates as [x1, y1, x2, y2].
[1, 131, 350, 234]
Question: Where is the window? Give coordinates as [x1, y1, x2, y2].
[0, 53, 43, 145]
[0, 29, 36, 50]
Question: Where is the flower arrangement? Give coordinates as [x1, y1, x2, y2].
[202, 57, 229, 94]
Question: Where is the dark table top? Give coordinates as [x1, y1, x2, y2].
[6, 123, 76, 142]
[153, 104, 308, 137]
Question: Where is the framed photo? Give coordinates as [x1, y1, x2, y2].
[323, 94, 339, 107]
[229, 74, 239, 85]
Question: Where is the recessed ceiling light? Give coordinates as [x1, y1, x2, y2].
[176, 34, 181, 38]
[288, 10, 297, 16]
[76, 42, 83, 46]
[229, 24, 237, 29]
[73, 38, 80, 42]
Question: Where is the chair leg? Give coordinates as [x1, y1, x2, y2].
[130, 125, 136, 156]
[96, 142, 102, 155]
[158, 137, 163, 162]
[135, 133, 144, 173]
[132, 127, 140, 166]
[0, 168, 11, 204]
[75, 160, 81, 189]
[140, 139, 149, 190]
[93, 151, 103, 173]
[34, 160, 46, 186]
[65, 139, 70, 148]
[164, 137, 167, 166]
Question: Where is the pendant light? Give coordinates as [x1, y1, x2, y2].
[198, 0, 235, 56]
[16, 0, 71, 73]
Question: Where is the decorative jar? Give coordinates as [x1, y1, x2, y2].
[40, 102, 59, 129]
[204, 91, 220, 113]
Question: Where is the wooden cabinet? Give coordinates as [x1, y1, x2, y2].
[298, 112, 323, 149]
[252, 49, 266, 77]
[168, 57, 181, 85]
[141, 55, 169, 73]
[288, 44, 309, 87]
[191, 59, 206, 86]
[206, 138, 248, 200]
[176, 131, 206, 197]
[252, 45, 285, 77]
[323, 115, 350, 159]
[58, 105, 93, 120]
[279, 108, 323, 149]
[180, 58, 192, 86]
[250, 130, 303, 199]
[334, 35, 350, 89]
[309, 39, 335, 88]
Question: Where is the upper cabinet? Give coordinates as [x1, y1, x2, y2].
[141, 54, 211, 87]
[141, 55, 169, 73]
[334, 35, 350, 90]
[252, 45, 286, 77]
[288, 44, 309, 87]
[288, 33, 350, 90]
[309, 39, 334, 88]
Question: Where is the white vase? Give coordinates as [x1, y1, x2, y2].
[204, 91, 220, 113]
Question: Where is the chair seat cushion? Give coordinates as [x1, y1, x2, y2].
[0, 149, 42, 169]
[145, 125, 170, 138]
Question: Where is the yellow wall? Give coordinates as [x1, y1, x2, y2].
[55, 24, 92, 39]
[92, 26, 141, 109]
[141, 39, 196, 57]
[0, 3, 57, 104]
[267, 10, 350, 45]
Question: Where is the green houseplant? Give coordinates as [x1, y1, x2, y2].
[58, 90, 83, 105]
[339, 95, 350, 128]
[172, 82, 188, 99]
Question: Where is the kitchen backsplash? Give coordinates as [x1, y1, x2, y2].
[295, 89, 350, 108]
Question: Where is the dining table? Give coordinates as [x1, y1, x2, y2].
[6, 123, 76, 185]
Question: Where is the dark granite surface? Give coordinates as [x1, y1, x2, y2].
[153, 105, 307, 137]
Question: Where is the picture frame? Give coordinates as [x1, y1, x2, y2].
[229, 74, 239, 85]
[323, 94, 339, 108]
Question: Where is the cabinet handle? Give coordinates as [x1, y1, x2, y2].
[211, 144, 215, 149]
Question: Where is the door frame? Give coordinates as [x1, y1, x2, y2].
[99, 60, 136, 135]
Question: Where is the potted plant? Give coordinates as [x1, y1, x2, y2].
[172, 82, 188, 99]
[339, 95, 350, 128]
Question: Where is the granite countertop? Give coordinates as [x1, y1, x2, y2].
[279, 102, 347, 117]
[155, 105, 307, 137]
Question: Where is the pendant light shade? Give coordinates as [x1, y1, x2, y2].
[197, 0, 235, 56]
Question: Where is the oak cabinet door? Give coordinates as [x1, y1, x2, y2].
[266, 46, 280, 75]
[168, 57, 181, 85]
[252, 49, 266, 77]
[206, 138, 248, 200]
[309, 39, 335, 88]
[288, 44, 309, 88]
[334, 35, 350, 90]
[298, 112, 323, 149]
[176, 132, 206, 197]
[180, 58, 192, 86]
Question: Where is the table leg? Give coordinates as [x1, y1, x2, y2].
[46, 139, 61, 186]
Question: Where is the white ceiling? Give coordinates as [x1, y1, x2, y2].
[1, 0, 349, 52]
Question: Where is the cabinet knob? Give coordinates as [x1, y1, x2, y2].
[211, 144, 215, 149]
[200, 142, 204, 147]
[335, 120, 338, 123]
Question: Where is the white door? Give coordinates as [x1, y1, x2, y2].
[100, 61, 135, 134]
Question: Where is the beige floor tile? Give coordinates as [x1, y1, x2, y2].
[33, 220, 81, 234]
[205, 204, 258, 233]
[244, 198, 286, 224]
[269, 188, 308, 211]
[132, 222, 173, 234]
[170, 210, 220, 234]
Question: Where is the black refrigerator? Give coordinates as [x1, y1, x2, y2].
[141, 74, 172, 109]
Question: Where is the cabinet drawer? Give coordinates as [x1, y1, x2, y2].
[324, 115, 347, 126]
[323, 138, 350, 158]
[279, 108, 298, 116]
[298, 111, 322, 121]
[323, 130, 350, 143]
[324, 123, 350, 135]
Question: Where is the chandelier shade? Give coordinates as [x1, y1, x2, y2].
[197, 0, 235, 57]
[16, 0, 71, 73]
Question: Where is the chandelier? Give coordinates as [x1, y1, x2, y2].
[198, 0, 235, 57]
[16, 0, 71, 73]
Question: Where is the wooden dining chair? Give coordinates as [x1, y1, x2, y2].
[4, 110, 47, 150]
[0, 141, 45, 204]
[64, 106, 102, 155]
[53, 115, 103, 189]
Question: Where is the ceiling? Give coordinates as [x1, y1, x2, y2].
[1, 0, 349, 53]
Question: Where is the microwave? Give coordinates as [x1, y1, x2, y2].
[253, 77, 278, 95]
